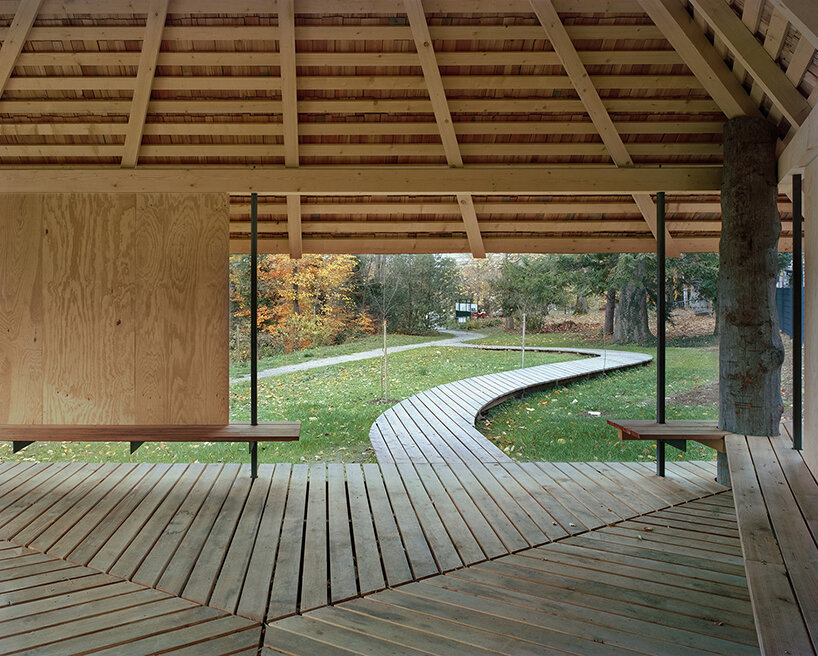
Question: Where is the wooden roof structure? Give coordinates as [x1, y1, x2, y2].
[0, 0, 815, 256]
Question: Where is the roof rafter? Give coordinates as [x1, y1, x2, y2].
[405, 0, 486, 258]
[690, 0, 811, 127]
[730, 0, 763, 86]
[0, 0, 44, 97]
[278, 0, 300, 258]
[278, 0, 298, 167]
[121, 0, 168, 168]
[456, 194, 486, 258]
[637, 0, 761, 119]
[530, 0, 680, 256]
[287, 194, 302, 259]
[768, 0, 818, 51]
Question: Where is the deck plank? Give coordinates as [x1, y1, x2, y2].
[237, 463, 291, 620]
[345, 464, 386, 596]
[267, 463, 309, 620]
[300, 463, 329, 613]
[327, 463, 358, 604]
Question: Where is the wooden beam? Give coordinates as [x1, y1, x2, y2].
[691, 0, 811, 127]
[0, 166, 723, 194]
[404, 0, 462, 167]
[768, 0, 818, 51]
[633, 193, 682, 256]
[278, 0, 298, 167]
[530, 0, 679, 255]
[121, 0, 168, 168]
[779, 103, 818, 181]
[0, 0, 648, 14]
[0, 0, 44, 97]
[456, 194, 486, 258]
[638, 0, 761, 119]
[287, 193, 302, 259]
[786, 38, 815, 87]
[730, 0, 764, 85]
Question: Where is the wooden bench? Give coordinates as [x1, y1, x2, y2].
[0, 423, 301, 477]
[607, 419, 729, 483]
[727, 432, 818, 655]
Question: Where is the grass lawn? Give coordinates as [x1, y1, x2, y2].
[470, 329, 721, 462]
[229, 331, 448, 377]
[2, 346, 575, 465]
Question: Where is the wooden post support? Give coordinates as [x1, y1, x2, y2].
[718, 117, 785, 436]
[716, 451, 730, 486]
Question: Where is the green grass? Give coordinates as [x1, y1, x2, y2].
[472, 330, 720, 462]
[3, 346, 575, 465]
[229, 331, 448, 377]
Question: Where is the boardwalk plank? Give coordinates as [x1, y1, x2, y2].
[267, 463, 309, 619]
[345, 464, 385, 596]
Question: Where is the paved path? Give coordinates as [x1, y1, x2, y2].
[370, 346, 652, 465]
[231, 328, 484, 383]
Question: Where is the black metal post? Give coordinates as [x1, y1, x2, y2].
[250, 192, 259, 479]
[793, 174, 802, 451]
[657, 191, 666, 476]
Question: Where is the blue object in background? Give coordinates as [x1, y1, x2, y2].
[776, 286, 804, 342]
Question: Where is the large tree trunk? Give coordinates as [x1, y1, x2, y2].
[574, 295, 588, 315]
[604, 288, 616, 336]
[504, 315, 514, 331]
[718, 116, 784, 436]
[613, 261, 651, 344]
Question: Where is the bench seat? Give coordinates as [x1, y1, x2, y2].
[607, 419, 727, 452]
[0, 423, 301, 442]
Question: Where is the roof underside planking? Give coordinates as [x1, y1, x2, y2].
[0, 0, 811, 255]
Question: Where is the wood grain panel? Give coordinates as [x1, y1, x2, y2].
[42, 194, 136, 424]
[0, 195, 43, 423]
[135, 193, 229, 424]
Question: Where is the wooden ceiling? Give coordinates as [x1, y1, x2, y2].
[0, 0, 813, 255]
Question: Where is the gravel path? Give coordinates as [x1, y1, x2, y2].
[231, 329, 485, 383]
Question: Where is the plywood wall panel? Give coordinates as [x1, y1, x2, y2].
[42, 194, 136, 424]
[0, 195, 43, 423]
[135, 193, 229, 425]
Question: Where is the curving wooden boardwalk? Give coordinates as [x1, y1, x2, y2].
[370, 346, 651, 466]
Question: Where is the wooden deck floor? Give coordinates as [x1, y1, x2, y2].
[728, 430, 818, 655]
[0, 348, 749, 655]
[0, 459, 724, 627]
[370, 347, 651, 465]
[0, 539, 260, 656]
[264, 492, 758, 656]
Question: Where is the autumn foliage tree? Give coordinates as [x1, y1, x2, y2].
[230, 254, 375, 357]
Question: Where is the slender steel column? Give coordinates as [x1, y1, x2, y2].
[250, 192, 259, 479]
[657, 191, 666, 476]
[793, 174, 802, 450]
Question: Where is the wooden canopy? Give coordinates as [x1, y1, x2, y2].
[0, 0, 814, 256]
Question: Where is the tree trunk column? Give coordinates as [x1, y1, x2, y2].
[718, 117, 784, 436]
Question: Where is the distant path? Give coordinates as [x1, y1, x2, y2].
[231, 328, 484, 383]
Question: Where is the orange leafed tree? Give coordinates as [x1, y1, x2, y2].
[230, 254, 375, 355]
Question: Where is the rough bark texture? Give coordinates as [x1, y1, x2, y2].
[604, 288, 616, 336]
[613, 261, 651, 344]
[718, 116, 784, 436]
[574, 295, 589, 315]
